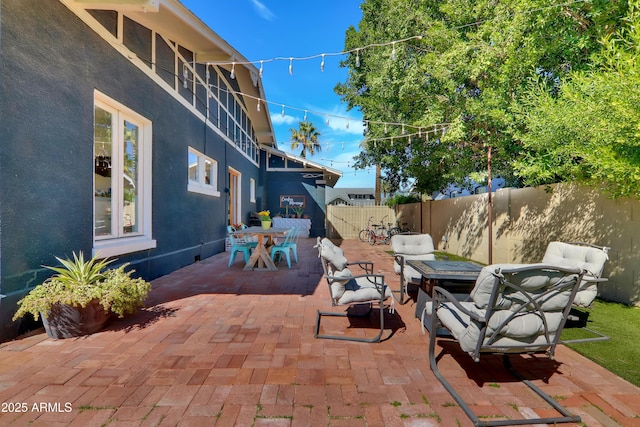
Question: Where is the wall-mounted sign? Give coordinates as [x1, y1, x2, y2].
[280, 195, 305, 208]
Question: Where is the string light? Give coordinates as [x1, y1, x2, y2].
[259, 60, 264, 77]
[196, 1, 589, 76]
[320, 54, 325, 72]
[184, 66, 451, 140]
[230, 62, 236, 79]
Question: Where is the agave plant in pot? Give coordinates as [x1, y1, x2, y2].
[13, 252, 151, 339]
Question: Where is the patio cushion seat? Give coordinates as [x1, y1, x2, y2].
[391, 233, 435, 303]
[542, 242, 609, 307]
[315, 237, 393, 342]
[427, 263, 580, 353]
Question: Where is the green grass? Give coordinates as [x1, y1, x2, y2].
[561, 300, 640, 387]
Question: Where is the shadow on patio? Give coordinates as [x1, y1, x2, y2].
[0, 238, 638, 426]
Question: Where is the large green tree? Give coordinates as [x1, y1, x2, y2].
[290, 121, 322, 158]
[336, 0, 627, 194]
[513, 3, 640, 198]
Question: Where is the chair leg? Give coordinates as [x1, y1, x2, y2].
[315, 302, 385, 343]
[393, 277, 411, 305]
[429, 329, 582, 426]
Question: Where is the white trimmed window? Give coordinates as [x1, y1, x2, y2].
[250, 178, 256, 203]
[188, 147, 220, 197]
[93, 91, 156, 257]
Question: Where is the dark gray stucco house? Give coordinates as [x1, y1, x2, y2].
[0, 0, 339, 342]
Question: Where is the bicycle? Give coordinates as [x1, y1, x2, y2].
[368, 216, 392, 245]
[389, 221, 411, 236]
[358, 217, 377, 242]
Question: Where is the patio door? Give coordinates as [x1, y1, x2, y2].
[228, 168, 241, 225]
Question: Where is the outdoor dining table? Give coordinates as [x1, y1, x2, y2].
[231, 226, 292, 271]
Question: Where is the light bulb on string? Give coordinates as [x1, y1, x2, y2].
[230, 62, 236, 79]
[355, 49, 360, 67]
[325, 115, 330, 126]
[341, 141, 344, 150]
[320, 54, 325, 72]
[303, 110, 308, 121]
[259, 61, 264, 77]
[256, 100, 261, 112]
[401, 124, 405, 134]
[205, 66, 210, 80]
[289, 58, 293, 75]
[281, 105, 285, 117]
[346, 119, 349, 129]
[391, 42, 397, 61]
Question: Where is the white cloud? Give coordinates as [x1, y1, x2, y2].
[326, 115, 365, 136]
[270, 113, 297, 126]
[250, 0, 276, 21]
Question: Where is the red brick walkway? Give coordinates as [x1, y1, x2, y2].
[0, 238, 638, 426]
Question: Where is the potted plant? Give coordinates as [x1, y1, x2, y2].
[13, 252, 151, 339]
[258, 210, 271, 229]
[293, 207, 304, 218]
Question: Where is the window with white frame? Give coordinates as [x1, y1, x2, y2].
[188, 147, 220, 197]
[93, 91, 156, 257]
[250, 178, 256, 203]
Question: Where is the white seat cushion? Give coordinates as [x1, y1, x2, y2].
[542, 242, 608, 306]
[432, 264, 578, 353]
[391, 234, 436, 274]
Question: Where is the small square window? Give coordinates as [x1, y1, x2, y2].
[188, 147, 220, 197]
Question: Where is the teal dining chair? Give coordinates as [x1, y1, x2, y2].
[270, 227, 298, 268]
[227, 226, 253, 267]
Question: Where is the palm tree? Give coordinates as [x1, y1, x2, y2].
[290, 121, 321, 158]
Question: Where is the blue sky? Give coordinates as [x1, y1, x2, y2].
[180, 0, 375, 188]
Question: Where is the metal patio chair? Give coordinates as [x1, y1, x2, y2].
[542, 241, 610, 343]
[427, 263, 585, 426]
[314, 237, 394, 343]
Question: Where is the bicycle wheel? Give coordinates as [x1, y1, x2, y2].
[389, 227, 400, 236]
[368, 231, 376, 245]
[359, 229, 370, 242]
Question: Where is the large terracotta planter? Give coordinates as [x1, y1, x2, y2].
[41, 300, 110, 339]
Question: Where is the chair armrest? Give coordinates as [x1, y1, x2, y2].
[393, 254, 405, 264]
[347, 261, 374, 275]
[583, 277, 608, 283]
[324, 272, 387, 295]
[432, 286, 485, 323]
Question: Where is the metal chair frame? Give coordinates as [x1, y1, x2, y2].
[429, 264, 585, 426]
[315, 239, 391, 343]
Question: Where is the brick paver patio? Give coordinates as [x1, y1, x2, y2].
[0, 238, 638, 426]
